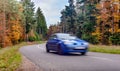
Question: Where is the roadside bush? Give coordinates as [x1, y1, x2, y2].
[110, 33, 120, 45]
[0, 44, 23, 71]
[82, 34, 99, 44]
[28, 36, 36, 42]
[102, 32, 111, 45]
[35, 32, 42, 41]
[89, 44, 120, 54]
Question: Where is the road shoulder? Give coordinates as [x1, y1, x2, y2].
[16, 55, 42, 71]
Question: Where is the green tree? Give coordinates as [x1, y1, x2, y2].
[21, 0, 35, 34]
[76, 0, 99, 43]
[60, 0, 77, 34]
[60, 9, 69, 33]
[36, 7, 47, 37]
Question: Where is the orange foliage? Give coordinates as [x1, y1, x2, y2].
[47, 24, 62, 38]
[0, 3, 24, 47]
[93, 0, 120, 44]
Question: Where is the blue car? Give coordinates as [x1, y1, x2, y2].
[46, 33, 89, 55]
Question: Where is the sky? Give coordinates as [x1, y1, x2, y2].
[32, 0, 68, 28]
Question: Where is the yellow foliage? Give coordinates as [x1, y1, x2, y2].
[94, 0, 120, 44]
[10, 21, 23, 43]
[117, 29, 120, 33]
[4, 36, 12, 46]
[96, 4, 102, 9]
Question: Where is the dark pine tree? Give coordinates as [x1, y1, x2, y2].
[36, 7, 47, 37]
[22, 0, 35, 34]
[60, 0, 77, 34]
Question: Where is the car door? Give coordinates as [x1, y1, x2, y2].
[48, 35, 58, 50]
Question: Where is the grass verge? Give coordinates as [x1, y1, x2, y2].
[0, 41, 44, 71]
[89, 44, 120, 54]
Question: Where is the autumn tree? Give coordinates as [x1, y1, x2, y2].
[47, 24, 62, 38]
[94, 0, 120, 44]
[59, 0, 120, 45]
[0, 0, 24, 47]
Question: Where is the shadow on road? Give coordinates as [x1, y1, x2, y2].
[47, 51, 88, 56]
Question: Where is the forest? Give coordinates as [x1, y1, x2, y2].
[48, 0, 120, 45]
[0, 0, 120, 48]
[0, 0, 47, 47]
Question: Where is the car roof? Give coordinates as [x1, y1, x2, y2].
[54, 33, 70, 36]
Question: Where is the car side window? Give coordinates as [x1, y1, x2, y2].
[49, 35, 57, 40]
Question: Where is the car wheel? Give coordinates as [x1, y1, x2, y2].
[58, 46, 64, 55]
[46, 45, 50, 53]
[81, 52, 86, 55]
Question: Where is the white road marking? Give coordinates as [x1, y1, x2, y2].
[90, 56, 114, 62]
[36, 45, 45, 50]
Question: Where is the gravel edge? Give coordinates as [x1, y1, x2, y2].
[16, 56, 42, 71]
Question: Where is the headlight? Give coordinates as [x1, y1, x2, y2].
[83, 42, 89, 45]
[64, 41, 72, 44]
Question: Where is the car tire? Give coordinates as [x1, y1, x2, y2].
[46, 48, 50, 53]
[58, 45, 64, 55]
[81, 52, 86, 55]
[46, 45, 50, 53]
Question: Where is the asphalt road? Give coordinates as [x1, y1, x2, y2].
[20, 43, 120, 71]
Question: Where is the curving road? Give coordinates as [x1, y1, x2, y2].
[20, 43, 120, 71]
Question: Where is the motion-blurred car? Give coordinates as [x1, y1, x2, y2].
[46, 33, 89, 55]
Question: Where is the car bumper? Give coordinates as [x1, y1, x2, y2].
[64, 48, 88, 53]
[63, 46, 88, 53]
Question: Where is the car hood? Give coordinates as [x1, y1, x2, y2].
[62, 39, 89, 46]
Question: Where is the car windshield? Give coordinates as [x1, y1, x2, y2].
[57, 34, 77, 40]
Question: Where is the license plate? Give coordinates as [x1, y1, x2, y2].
[75, 47, 85, 49]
